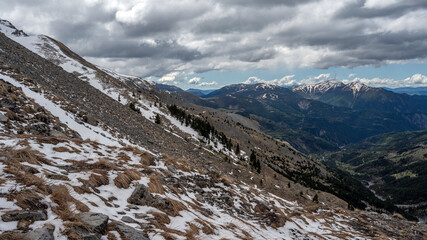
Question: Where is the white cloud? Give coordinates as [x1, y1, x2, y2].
[341, 74, 427, 88]
[158, 72, 183, 82]
[403, 74, 427, 86]
[188, 77, 201, 84]
[198, 81, 218, 86]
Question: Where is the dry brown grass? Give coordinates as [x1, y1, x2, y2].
[4, 162, 50, 194]
[7, 148, 51, 166]
[195, 219, 216, 234]
[63, 222, 91, 240]
[37, 136, 69, 145]
[149, 211, 171, 225]
[117, 152, 131, 162]
[140, 152, 156, 166]
[219, 175, 234, 186]
[71, 158, 116, 171]
[89, 170, 109, 187]
[113, 169, 141, 189]
[113, 173, 132, 189]
[166, 198, 188, 217]
[147, 174, 165, 194]
[0, 232, 24, 240]
[185, 223, 200, 240]
[51, 185, 89, 221]
[7, 190, 47, 210]
[124, 169, 141, 180]
[53, 146, 80, 154]
[164, 156, 190, 172]
[107, 232, 118, 240]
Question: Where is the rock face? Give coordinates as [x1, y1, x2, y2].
[23, 225, 55, 240]
[128, 184, 173, 213]
[0, 113, 7, 122]
[128, 185, 154, 205]
[78, 212, 109, 234]
[111, 221, 149, 240]
[1, 210, 47, 222]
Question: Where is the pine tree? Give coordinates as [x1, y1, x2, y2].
[235, 144, 240, 155]
[313, 194, 319, 203]
[155, 113, 161, 124]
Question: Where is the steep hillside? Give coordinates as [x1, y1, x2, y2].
[324, 131, 427, 221]
[292, 81, 427, 113]
[0, 19, 426, 239]
[179, 82, 426, 153]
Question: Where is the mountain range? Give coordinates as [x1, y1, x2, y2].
[172, 81, 427, 153]
[0, 19, 426, 239]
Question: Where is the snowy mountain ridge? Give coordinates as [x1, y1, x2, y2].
[292, 80, 371, 96]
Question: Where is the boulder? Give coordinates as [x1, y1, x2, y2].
[49, 129, 67, 137]
[0, 113, 8, 123]
[112, 221, 149, 240]
[127, 185, 154, 205]
[23, 225, 55, 240]
[2, 210, 47, 222]
[28, 122, 50, 135]
[121, 216, 138, 224]
[128, 184, 173, 213]
[78, 212, 109, 234]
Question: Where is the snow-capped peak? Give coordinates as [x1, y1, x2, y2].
[293, 80, 344, 94]
[0, 19, 28, 37]
[255, 82, 281, 90]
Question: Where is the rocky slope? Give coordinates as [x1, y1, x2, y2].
[0, 19, 426, 239]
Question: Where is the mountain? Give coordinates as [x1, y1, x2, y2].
[155, 83, 183, 92]
[324, 130, 427, 221]
[1, 19, 426, 239]
[179, 82, 426, 153]
[292, 81, 427, 113]
[387, 87, 427, 96]
[185, 88, 216, 97]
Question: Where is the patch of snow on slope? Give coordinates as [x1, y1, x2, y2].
[5, 33, 129, 105]
[0, 72, 126, 147]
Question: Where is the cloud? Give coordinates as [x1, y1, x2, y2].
[198, 81, 218, 87]
[342, 74, 427, 88]
[243, 75, 298, 86]
[188, 77, 201, 84]
[1, 0, 427, 80]
[158, 72, 184, 82]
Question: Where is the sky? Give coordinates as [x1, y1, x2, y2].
[1, 0, 427, 89]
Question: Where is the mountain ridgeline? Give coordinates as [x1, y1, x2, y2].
[174, 81, 427, 153]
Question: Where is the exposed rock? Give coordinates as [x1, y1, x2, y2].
[128, 184, 174, 213]
[2, 210, 47, 222]
[134, 213, 147, 219]
[167, 164, 177, 174]
[49, 129, 66, 137]
[0, 113, 8, 122]
[121, 216, 138, 224]
[111, 221, 149, 240]
[23, 225, 55, 240]
[0, 98, 17, 111]
[128, 184, 154, 206]
[28, 122, 50, 135]
[78, 212, 109, 234]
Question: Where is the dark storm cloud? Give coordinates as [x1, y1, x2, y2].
[1, 0, 427, 78]
[78, 38, 202, 61]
